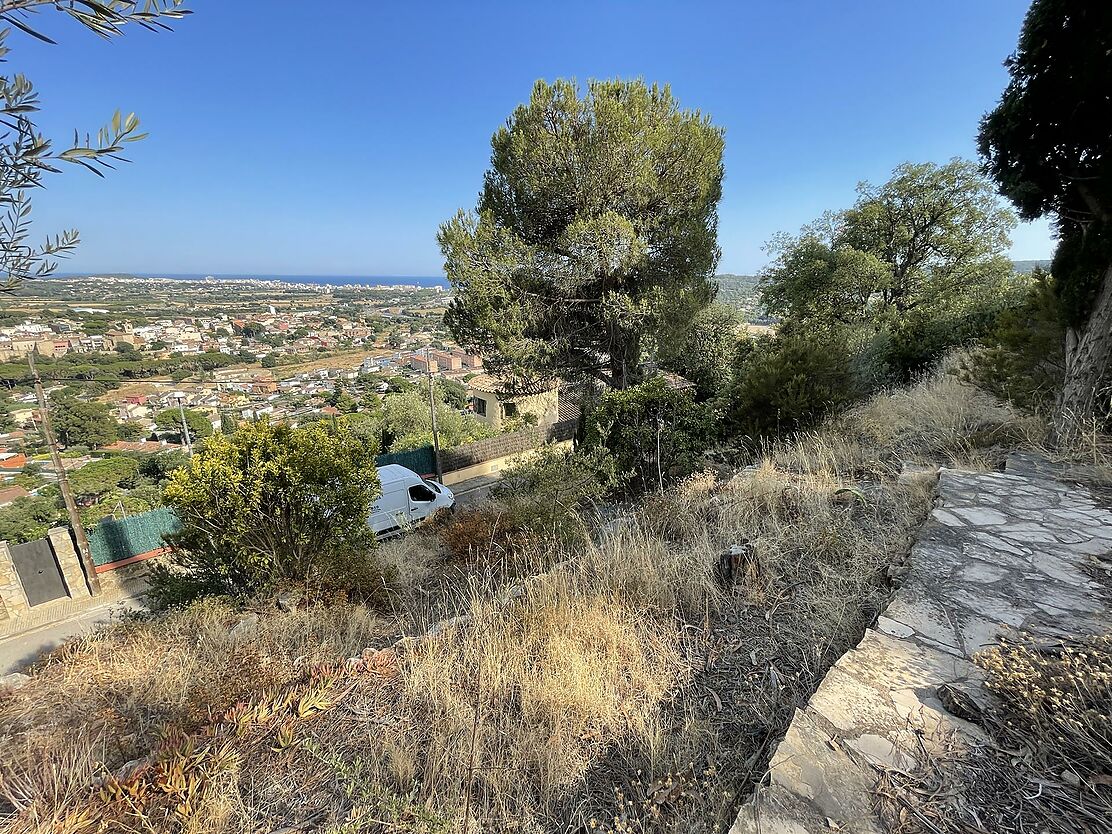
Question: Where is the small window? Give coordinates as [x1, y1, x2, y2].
[503, 401, 518, 418]
[472, 396, 487, 416]
[408, 484, 436, 503]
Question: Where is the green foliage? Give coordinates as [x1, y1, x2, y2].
[156, 420, 382, 603]
[584, 376, 715, 493]
[382, 390, 495, 452]
[658, 303, 746, 399]
[116, 421, 145, 441]
[978, 1, 1110, 229]
[137, 450, 190, 483]
[0, 493, 62, 544]
[80, 483, 162, 527]
[114, 342, 135, 355]
[0, 2, 190, 294]
[154, 407, 212, 444]
[964, 268, 1066, 414]
[979, 0, 1112, 426]
[0, 350, 241, 397]
[1051, 220, 1112, 330]
[52, 396, 118, 448]
[326, 383, 359, 414]
[68, 456, 141, 498]
[722, 328, 859, 437]
[760, 160, 1017, 378]
[436, 378, 469, 410]
[492, 445, 616, 543]
[441, 78, 724, 390]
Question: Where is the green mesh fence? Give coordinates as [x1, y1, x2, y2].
[375, 446, 436, 476]
[88, 506, 180, 567]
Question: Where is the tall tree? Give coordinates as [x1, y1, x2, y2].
[0, 1, 189, 295]
[440, 79, 724, 390]
[51, 395, 119, 448]
[761, 160, 1015, 326]
[978, 0, 1112, 431]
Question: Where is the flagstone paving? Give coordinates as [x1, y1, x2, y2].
[730, 453, 1112, 834]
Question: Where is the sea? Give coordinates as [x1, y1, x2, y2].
[55, 273, 450, 289]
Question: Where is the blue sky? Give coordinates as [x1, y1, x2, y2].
[21, 0, 1050, 277]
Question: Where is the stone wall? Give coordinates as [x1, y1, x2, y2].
[46, 527, 91, 599]
[0, 541, 29, 621]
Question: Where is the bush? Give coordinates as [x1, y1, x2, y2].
[153, 420, 384, 603]
[584, 376, 717, 493]
[439, 506, 528, 563]
[493, 445, 616, 537]
[963, 268, 1066, 415]
[977, 632, 1112, 793]
[721, 326, 859, 438]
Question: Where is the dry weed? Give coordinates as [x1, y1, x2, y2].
[0, 598, 392, 820]
[875, 634, 1112, 834]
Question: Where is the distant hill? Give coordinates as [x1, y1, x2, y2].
[714, 273, 769, 322]
[1012, 259, 1052, 274]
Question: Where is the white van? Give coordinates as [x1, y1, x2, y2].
[369, 464, 455, 538]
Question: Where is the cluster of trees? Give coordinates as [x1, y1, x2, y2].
[0, 449, 187, 543]
[441, 16, 1111, 487]
[0, 350, 243, 397]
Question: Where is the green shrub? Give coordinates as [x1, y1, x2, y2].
[493, 445, 617, 541]
[721, 327, 859, 438]
[584, 377, 716, 493]
[963, 268, 1066, 414]
[153, 420, 384, 604]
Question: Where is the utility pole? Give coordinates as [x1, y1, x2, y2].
[425, 346, 443, 482]
[174, 393, 194, 457]
[28, 352, 101, 596]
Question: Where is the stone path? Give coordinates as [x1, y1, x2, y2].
[730, 453, 1112, 834]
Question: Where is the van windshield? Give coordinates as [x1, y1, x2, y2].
[422, 479, 442, 494]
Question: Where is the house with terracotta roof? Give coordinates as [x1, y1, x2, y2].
[0, 453, 28, 470]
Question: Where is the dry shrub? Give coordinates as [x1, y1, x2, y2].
[0, 597, 390, 819]
[439, 506, 527, 563]
[977, 633, 1112, 783]
[832, 364, 1044, 471]
[877, 634, 1112, 834]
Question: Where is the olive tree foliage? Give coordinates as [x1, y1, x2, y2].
[978, 0, 1112, 431]
[759, 160, 1017, 377]
[0, 0, 189, 294]
[762, 160, 1015, 327]
[440, 79, 724, 391]
[156, 420, 382, 602]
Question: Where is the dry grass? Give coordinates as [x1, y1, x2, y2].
[815, 361, 1046, 475]
[0, 366, 1045, 834]
[0, 598, 393, 823]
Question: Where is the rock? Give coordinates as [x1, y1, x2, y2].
[898, 462, 940, 487]
[0, 672, 30, 691]
[937, 683, 984, 724]
[229, 612, 259, 641]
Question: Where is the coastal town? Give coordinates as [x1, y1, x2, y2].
[0, 275, 544, 540]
